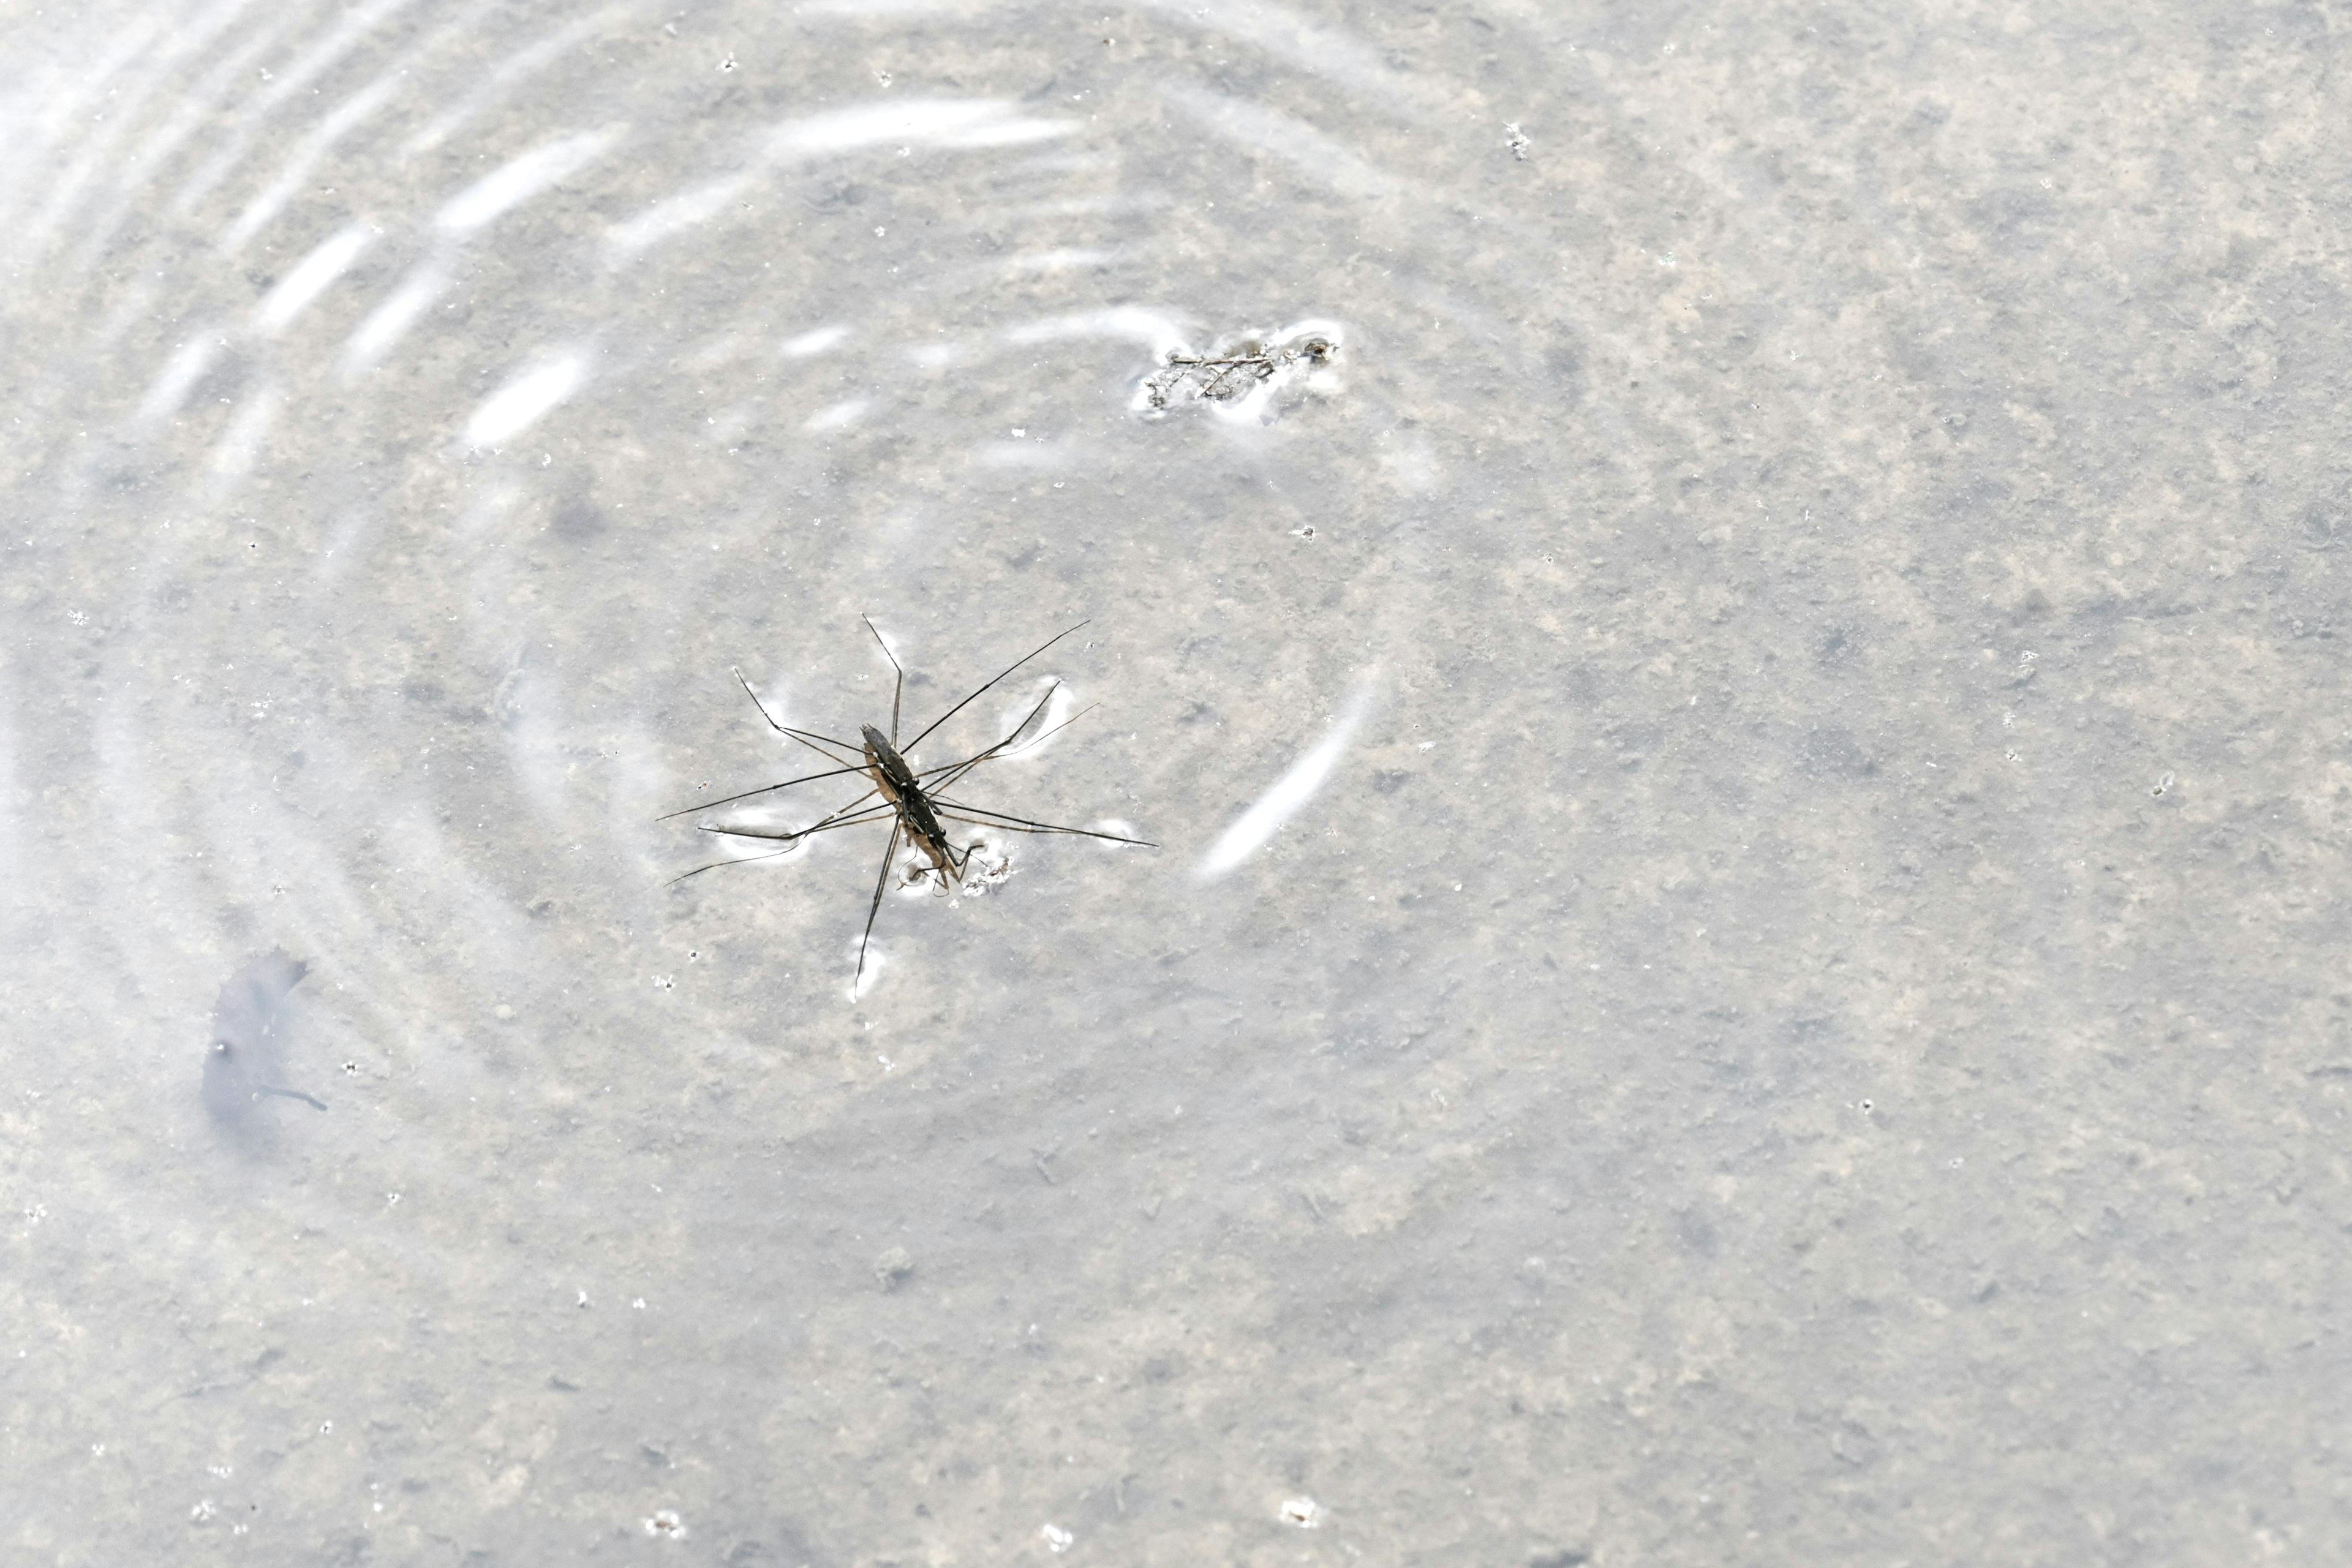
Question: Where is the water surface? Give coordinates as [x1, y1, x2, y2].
[4, 2, 2350, 1562]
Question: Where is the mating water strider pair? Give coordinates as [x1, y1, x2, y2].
[665, 619, 1155, 987]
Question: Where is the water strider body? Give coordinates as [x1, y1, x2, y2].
[665, 619, 1155, 989]
[857, 722, 960, 888]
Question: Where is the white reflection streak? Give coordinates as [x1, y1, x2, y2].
[254, 0, 421, 116]
[846, 941, 886, 1003]
[18, 0, 241, 256]
[435, 127, 625, 233]
[1199, 682, 1376, 879]
[341, 263, 445, 375]
[799, 0, 1424, 115]
[222, 73, 399, 253]
[137, 333, 227, 425]
[802, 398, 869, 432]
[209, 384, 281, 476]
[170, 0, 423, 220]
[782, 323, 852, 358]
[0, 680, 19, 906]
[994, 247, 1114, 275]
[63, 15, 300, 288]
[931, 118, 1076, 149]
[974, 440, 1065, 469]
[605, 99, 1075, 261]
[405, 5, 638, 154]
[1005, 306, 1189, 358]
[602, 173, 754, 256]
[464, 348, 591, 446]
[1159, 83, 1401, 202]
[766, 98, 1007, 157]
[252, 223, 373, 334]
[1133, 0, 1416, 109]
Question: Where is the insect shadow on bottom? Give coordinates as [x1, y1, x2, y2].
[204, 949, 328, 1130]
[663, 618, 1156, 987]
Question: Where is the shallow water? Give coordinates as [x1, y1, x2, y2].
[6, 2, 2351, 1562]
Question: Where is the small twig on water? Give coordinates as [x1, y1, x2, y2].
[1144, 335, 1338, 410]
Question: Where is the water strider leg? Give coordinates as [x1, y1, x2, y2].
[668, 841, 807, 888]
[699, 797, 891, 842]
[902, 622, 1089, 752]
[667, 795, 890, 884]
[657, 761, 865, 822]
[856, 821, 905, 989]
[733, 666, 862, 767]
[919, 691, 1106, 796]
[933, 800, 1157, 847]
[862, 616, 905, 745]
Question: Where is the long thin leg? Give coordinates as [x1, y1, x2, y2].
[668, 842, 809, 887]
[934, 801, 1158, 846]
[862, 615, 905, 744]
[924, 697, 1101, 796]
[667, 796, 890, 884]
[903, 621, 1090, 752]
[918, 683, 1057, 786]
[734, 667, 862, 766]
[700, 798, 892, 841]
[657, 762, 865, 821]
[855, 820, 903, 989]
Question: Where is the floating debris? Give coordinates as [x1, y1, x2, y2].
[1137, 322, 1343, 419]
[1504, 121, 1531, 160]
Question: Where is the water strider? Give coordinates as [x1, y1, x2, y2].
[665, 619, 1155, 987]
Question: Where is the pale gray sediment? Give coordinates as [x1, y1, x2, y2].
[2, 4, 2347, 1564]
